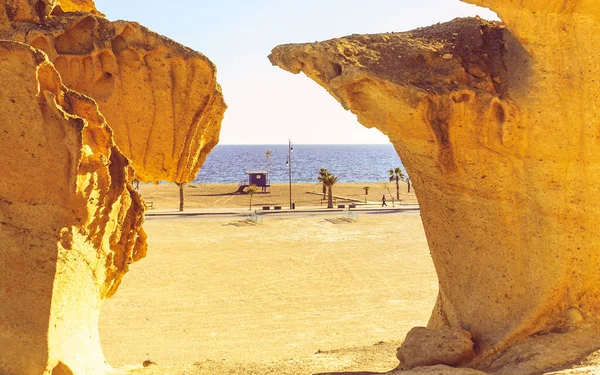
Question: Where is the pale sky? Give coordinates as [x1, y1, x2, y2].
[95, 0, 497, 144]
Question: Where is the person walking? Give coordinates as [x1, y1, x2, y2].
[381, 194, 387, 207]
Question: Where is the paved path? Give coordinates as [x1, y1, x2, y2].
[144, 204, 421, 220]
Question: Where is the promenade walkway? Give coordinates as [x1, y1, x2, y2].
[144, 203, 420, 220]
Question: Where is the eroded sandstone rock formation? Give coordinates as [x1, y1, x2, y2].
[1, 0, 224, 373]
[1, 0, 102, 24]
[0, 40, 146, 374]
[270, 1, 600, 373]
[397, 327, 475, 370]
[1, 0, 226, 183]
[390, 366, 487, 375]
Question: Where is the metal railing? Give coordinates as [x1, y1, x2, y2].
[342, 209, 358, 221]
[247, 211, 263, 223]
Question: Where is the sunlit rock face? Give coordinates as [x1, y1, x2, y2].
[1, 0, 226, 183]
[1, 0, 102, 24]
[270, 2, 600, 371]
[0, 41, 146, 375]
[0, 0, 224, 373]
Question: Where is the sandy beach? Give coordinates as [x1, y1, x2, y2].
[98, 183, 436, 374]
[138, 182, 417, 211]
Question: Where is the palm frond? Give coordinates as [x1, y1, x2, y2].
[322, 173, 339, 187]
[318, 168, 331, 182]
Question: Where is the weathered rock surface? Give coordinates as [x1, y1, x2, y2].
[390, 365, 487, 375]
[0, 41, 146, 374]
[270, 1, 600, 372]
[1, 0, 102, 24]
[1, 0, 224, 372]
[1, 0, 226, 183]
[397, 327, 475, 369]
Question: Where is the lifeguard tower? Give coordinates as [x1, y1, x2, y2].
[237, 170, 270, 193]
[236, 151, 272, 193]
[246, 170, 269, 192]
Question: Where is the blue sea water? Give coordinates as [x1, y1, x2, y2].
[194, 144, 404, 184]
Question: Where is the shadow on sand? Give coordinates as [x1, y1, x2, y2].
[325, 217, 356, 224]
[189, 191, 271, 197]
[188, 191, 240, 197]
[314, 372, 388, 375]
[222, 220, 259, 227]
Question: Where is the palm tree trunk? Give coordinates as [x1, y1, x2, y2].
[396, 177, 400, 199]
[178, 183, 185, 212]
[407, 179, 411, 193]
[327, 186, 333, 208]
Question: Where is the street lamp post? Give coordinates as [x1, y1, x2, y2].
[285, 139, 294, 209]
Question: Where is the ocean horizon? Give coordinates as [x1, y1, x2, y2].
[194, 144, 404, 184]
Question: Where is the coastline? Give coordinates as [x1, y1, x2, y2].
[138, 182, 417, 211]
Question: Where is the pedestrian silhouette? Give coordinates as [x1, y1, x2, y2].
[381, 195, 387, 207]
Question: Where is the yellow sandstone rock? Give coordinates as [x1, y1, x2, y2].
[389, 365, 487, 375]
[1, 0, 224, 372]
[0, 41, 146, 374]
[2, 0, 102, 24]
[1, 2, 226, 183]
[270, 3, 600, 373]
[397, 327, 475, 369]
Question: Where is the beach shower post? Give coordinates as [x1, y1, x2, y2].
[286, 139, 294, 209]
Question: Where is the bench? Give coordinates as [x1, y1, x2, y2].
[349, 204, 356, 209]
[145, 201, 154, 210]
[262, 206, 270, 210]
[274, 206, 282, 210]
[338, 204, 345, 209]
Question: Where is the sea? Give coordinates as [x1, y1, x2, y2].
[194, 144, 404, 184]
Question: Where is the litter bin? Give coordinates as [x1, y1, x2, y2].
[292, 203, 296, 209]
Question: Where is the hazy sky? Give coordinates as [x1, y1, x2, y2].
[95, 0, 497, 145]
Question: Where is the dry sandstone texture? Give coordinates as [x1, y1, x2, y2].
[0, 40, 146, 374]
[1, 0, 102, 24]
[1, 0, 226, 183]
[0, 0, 225, 373]
[397, 327, 475, 370]
[270, 0, 600, 372]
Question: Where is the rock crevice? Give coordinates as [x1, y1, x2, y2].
[2, 1, 226, 183]
[1, 0, 224, 372]
[0, 41, 145, 374]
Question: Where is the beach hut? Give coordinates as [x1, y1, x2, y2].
[245, 170, 270, 192]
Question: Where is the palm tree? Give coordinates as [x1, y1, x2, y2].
[246, 185, 260, 211]
[321, 172, 339, 209]
[388, 167, 406, 200]
[317, 168, 329, 199]
[176, 182, 188, 212]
